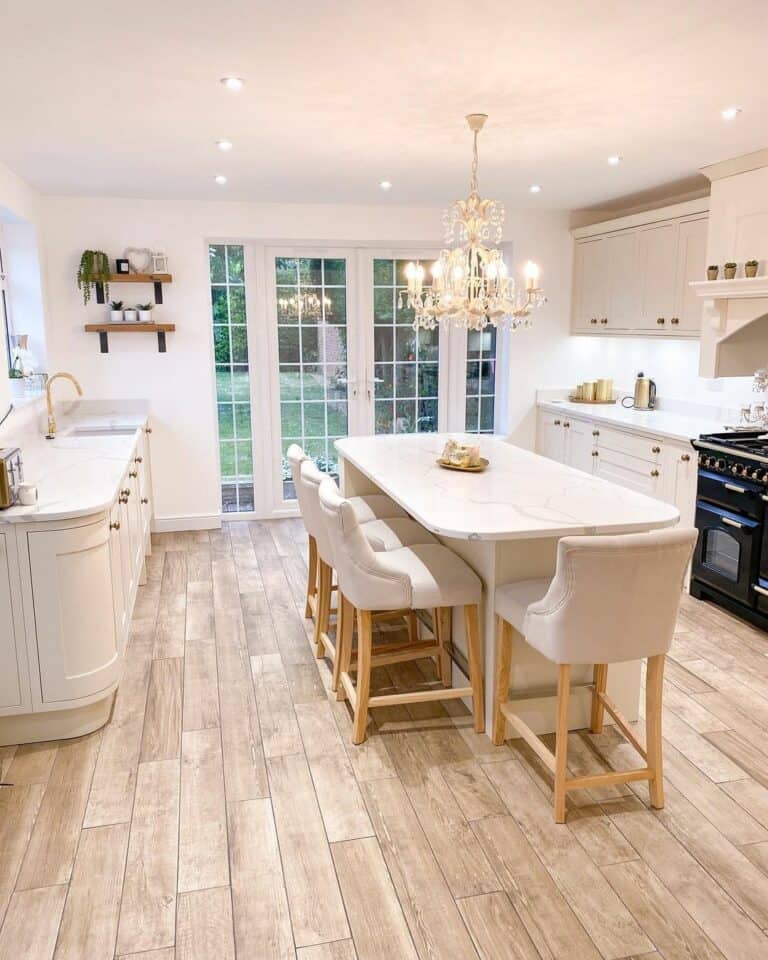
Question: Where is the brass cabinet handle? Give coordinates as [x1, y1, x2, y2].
[650, 469, 659, 477]
[651, 446, 661, 453]
[553, 419, 561, 425]
[657, 317, 665, 325]
[590, 318, 598, 325]
[592, 429, 600, 436]
[600, 318, 608, 324]
[129, 470, 138, 478]
[592, 450, 599, 457]
[119, 496, 129, 505]
[141, 497, 149, 505]
[134, 456, 143, 463]
[681, 453, 691, 462]
[563, 421, 571, 428]
[109, 521, 120, 531]
[121, 488, 131, 497]
[670, 317, 680, 325]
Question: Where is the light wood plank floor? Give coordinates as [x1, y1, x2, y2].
[2, 519, 768, 959]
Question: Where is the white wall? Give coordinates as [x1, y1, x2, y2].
[40, 196, 574, 524]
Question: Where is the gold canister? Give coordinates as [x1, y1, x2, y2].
[596, 378, 613, 402]
[582, 381, 596, 402]
[574, 384, 583, 399]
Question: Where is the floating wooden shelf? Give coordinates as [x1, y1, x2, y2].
[84, 322, 176, 354]
[94, 273, 173, 305]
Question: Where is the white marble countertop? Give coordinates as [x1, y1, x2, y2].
[336, 433, 679, 541]
[537, 399, 725, 443]
[0, 411, 146, 523]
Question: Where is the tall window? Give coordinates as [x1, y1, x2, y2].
[373, 258, 439, 434]
[0, 247, 11, 374]
[276, 257, 348, 500]
[209, 244, 255, 513]
[465, 327, 497, 433]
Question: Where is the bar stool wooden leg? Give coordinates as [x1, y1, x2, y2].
[305, 535, 318, 619]
[407, 611, 419, 645]
[314, 560, 332, 659]
[492, 617, 513, 745]
[333, 593, 354, 700]
[554, 664, 572, 824]
[437, 608, 452, 688]
[646, 654, 666, 809]
[352, 609, 373, 744]
[464, 604, 485, 733]
[590, 663, 608, 734]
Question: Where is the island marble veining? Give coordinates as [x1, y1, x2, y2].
[336, 433, 680, 540]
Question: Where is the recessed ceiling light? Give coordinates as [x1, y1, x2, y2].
[379, 180, 392, 191]
[721, 106, 742, 120]
[216, 139, 233, 152]
[607, 155, 622, 166]
[529, 184, 542, 194]
[214, 175, 227, 185]
[220, 77, 245, 91]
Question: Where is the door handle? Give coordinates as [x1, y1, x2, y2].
[754, 584, 768, 597]
[721, 517, 743, 529]
[725, 483, 747, 493]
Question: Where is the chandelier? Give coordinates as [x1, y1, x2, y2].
[401, 113, 546, 332]
[278, 290, 331, 319]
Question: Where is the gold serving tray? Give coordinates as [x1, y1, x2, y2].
[436, 457, 489, 473]
[567, 397, 616, 404]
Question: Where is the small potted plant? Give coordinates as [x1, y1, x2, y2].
[109, 300, 124, 323]
[707, 264, 719, 280]
[746, 259, 759, 278]
[77, 250, 111, 305]
[724, 262, 738, 280]
[136, 302, 153, 323]
[123, 305, 138, 323]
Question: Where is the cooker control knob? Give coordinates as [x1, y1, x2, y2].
[716, 459, 726, 471]
[707, 456, 717, 468]
[753, 469, 763, 480]
[731, 463, 740, 474]
[698, 453, 706, 466]
[740, 465, 750, 476]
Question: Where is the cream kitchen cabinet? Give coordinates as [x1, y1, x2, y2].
[0, 531, 31, 714]
[571, 199, 708, 337]
[660, 441, 697, 528]
[535, 411, 596, 473]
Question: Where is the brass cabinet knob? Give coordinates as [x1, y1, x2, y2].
[670, 317, 680, 325]
[134, 456, 143, 463]
[563, 421, 570, 428]
[651, 446, 661, 453]
[553, 419, 561, 425]
[656, 317, 665, 325]
[109, 521, 120, 531]
[592, 429, 600, 436]
[600, 318, 608, 324]
[650, 469, 660, 477]
[681, 453, 691, 462]
[145, 426, 153, 434]
[141, 497, 149, 505]
[121, 488, 131, 497]
[129, 470, 138, 478]
[590, 318, 598, 324]
[592, 450, 599, 457]
[119, 496, 129, 505]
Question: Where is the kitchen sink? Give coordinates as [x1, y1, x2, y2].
[66, 426, 138, 437]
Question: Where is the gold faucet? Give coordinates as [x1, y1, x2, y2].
[45, 372, 83, 438]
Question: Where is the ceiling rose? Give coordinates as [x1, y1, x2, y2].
[403, 113, 545, 332]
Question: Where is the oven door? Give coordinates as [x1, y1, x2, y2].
[693, 501, 761, 604]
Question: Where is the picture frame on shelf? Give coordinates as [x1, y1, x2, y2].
[115, 258, 130, 274]
[151, 251, 168, 274]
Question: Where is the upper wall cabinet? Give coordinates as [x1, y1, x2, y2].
[571, 200, 708, 337]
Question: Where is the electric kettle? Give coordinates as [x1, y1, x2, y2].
[622, 373, 656, 410]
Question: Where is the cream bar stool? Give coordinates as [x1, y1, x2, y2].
[318, 477, 485, 744]
[298, 458, 439, 664]
[492, 528, 697, 823]
[287, 443, 416, 620]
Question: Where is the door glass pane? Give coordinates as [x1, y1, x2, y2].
[209, 244, 255, 513]
[373, 258, 439, 434]
[465, 327, 497, 434]
[703, 528, 740, 581]
[275, 256, 348, 499]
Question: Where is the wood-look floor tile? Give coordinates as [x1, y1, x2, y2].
[182, 636, 220, 731]
[705, 730, 768, 789]
[0, 783, 45, 924]
[176, 886, 235, 960]
[5, 740, 58, 784]
[296, 940, 357, 960]
[251, 654, 303, 758]
[267, 753, 350, 947]
[152, 615, 186, 659]
[178, 729, 229, 892]
[116, 758, 180, 955]
[185, 601, 215, 642]
[485, 760, 652, 959]
[0, 884, 66, 960]
[54, 823, 130, 960]
[721, 778, 768, 830]
[139, 657, 183, 762]
[439, 759, 507, 821]
[661, 710, 749, 783]
[457, 891, 542, 960]
[227, 798, 294, 960]
[361, 777, 480, 960]
[118, 949, 174, 960]
[216, 642, 269, 801]
[331, 836, 418, 960]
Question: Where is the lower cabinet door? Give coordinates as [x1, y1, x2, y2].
[595, 448, 661, 496]
[0, 531, 27, 710]
[564, 417, 596, 474]
[27, 520, 120, 703]
[109, 503, 128, 652]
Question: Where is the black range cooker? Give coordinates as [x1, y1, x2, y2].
[691, 430, 768, 628]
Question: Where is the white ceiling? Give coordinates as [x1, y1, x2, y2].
[2, 1, 767, 210]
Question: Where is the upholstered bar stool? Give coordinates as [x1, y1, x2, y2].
[287, 443, 417, 620]
[298, 457, 440, 665]
[492, 528, 697, 823]
[318, 477, 485, 744]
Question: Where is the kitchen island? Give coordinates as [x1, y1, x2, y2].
[336, 433, 680, 735]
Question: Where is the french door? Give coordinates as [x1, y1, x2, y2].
[212, 244, 499, 517]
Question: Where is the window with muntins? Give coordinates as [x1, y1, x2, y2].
[465, 327, 497, 433]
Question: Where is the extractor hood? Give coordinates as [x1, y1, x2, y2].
[695, 150, 768, 378]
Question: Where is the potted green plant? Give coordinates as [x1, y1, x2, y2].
[136, 302, 153, 323]
[109, 300, 124, 323]
[746, 259, 759, 278]
[123, 305, 138, 322]
[724, 262, 738, 280]
[707, 264, 719, 280]
[77, 250, 111, 305]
